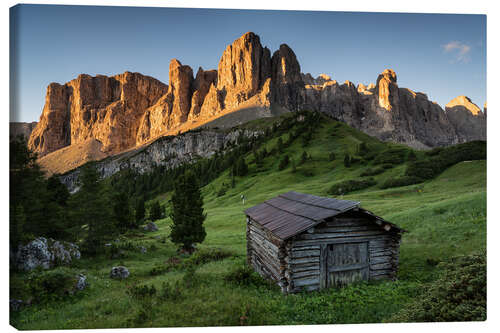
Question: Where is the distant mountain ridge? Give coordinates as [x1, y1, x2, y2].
[26, 32, 486, 172]
[10, 121, 37, 140]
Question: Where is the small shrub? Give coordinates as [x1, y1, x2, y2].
[149, 265, 168, 276]
[433, 207, 447, 215]
[278, 155, 290, 171]
[328, 178, 376, 195]
[381, 163, 394, 169]
[362, 151, 377, 161]
[300, 151, 309, 165]
[299, 168, 315, 177]
[184, 247, 233, 267]
[350, 156, 362, 164]
[373, 147, 409, 165]
[380, 176, 423, 189]
[328, 152, 336, 161]
[360, 167, 385, 177]
[224, 265, 269, 287]
[158, 281, 183, 301]
[357, 142, 369, 155]
[389, 253, 486, 322]
[407, 151, 417, 161]
[217, 185, 228, 197]
[27, 267, 80, 303]
[182, 265, 199, 288]
[127, 284, 157, 300]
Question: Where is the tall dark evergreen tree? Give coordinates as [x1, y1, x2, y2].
[69, 164, 116, 254]
[233, 157, 248, 177]
[113, 191, 134, 231]
[47, 175, 70, 206]
[149, 200, 164, 221]
[10, 136, 47, 247]
[169, 170, 206, 252]
[135, 196, 146, 224]
[344, 153, 351, 168]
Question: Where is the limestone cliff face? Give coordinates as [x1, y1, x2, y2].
[29, 31, 486, 169]
[59, 128, 262, 193]
[271, 44, 304, 111]
[445, 96, 486, 142]
[10, 121, 37, 140]
[29, 72, 168, 156]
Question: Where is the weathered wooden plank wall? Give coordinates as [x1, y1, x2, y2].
[247, 211, 402, 294]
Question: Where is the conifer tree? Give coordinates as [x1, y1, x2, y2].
[113, 191, 134, 231]
[344, 153, 351, 168]
[169, 170, 206, 252]
[70, 164, 116, 254]
[149, 200, 164, 221]
[135, 196, 146, 223]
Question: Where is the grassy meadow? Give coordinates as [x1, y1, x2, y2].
[10, 114, 486, 329]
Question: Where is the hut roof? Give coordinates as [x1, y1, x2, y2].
[245, 191, 404, 240]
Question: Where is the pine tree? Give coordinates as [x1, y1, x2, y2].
[233, 156, 248, 177]
[135, 196, 146, 224]
[169, 170, 206, 252]
[10, 136, 47, 245]
[344, 153, 351, 168]
[69, 164, 117, 255]
[149, 200, 164, 221]
[300, 151, 308, 165]
[113, 191, 134, 231]
[47, 175, 70, 206]
[277, 137, 284, 153]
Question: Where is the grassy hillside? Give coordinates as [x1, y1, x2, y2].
[11, 112, 486, 329]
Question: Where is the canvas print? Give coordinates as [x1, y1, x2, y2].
[9, 3, 486, 329]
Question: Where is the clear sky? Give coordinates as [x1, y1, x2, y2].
[10, 4, 486, 122]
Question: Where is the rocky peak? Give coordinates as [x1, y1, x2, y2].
[316, 74, 332, 85]
[271, 44, 303, 111]
[445, 95, 482, 116]
[189, 67, 218, 119]
[168, 59, 194, 124]
[375, 69, 399, 111]
[444, 95, 486, 142]
[271, 44, 302, 84]
[216, 32, 270, 109]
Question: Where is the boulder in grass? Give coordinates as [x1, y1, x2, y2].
[75, 274, 88, 291]
[143, 221, 159, 232]
[15, 237, 81, 272]
[110, 266, 130, 279]
[10, 299, 23, 312]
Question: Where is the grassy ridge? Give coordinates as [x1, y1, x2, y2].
[11, 114, 486, 329]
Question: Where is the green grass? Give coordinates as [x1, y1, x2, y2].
[10, 114, 486, 329]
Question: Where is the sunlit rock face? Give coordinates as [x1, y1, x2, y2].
[270, 44, 304, 112]
[445, 96, 486, 142]
[29, 31, 486, 167]
[29, 72, 168, 156]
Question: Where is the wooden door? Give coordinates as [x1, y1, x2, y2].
[320, 242, 369, 288]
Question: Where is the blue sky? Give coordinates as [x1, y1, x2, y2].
[10, 4, 486, 122]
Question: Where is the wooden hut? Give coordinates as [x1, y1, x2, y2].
[244, 191, 406, 293]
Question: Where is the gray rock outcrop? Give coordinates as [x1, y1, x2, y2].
[110, 266, 130, 279]
[15, 237, 81, 272]
[143, 222, 159, 232]
[75, 274, 88, 291]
